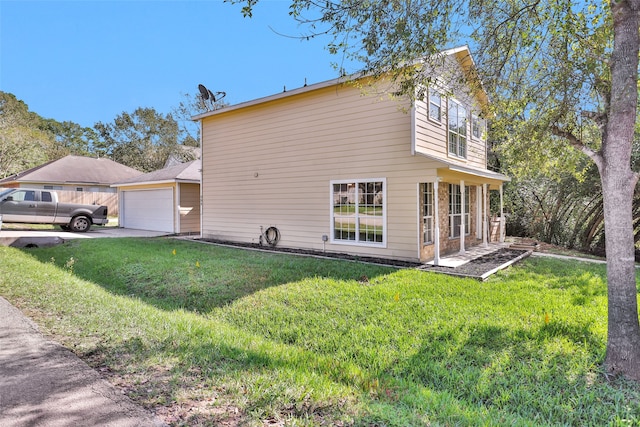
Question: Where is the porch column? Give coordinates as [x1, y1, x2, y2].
[433, 179, 440, 266]
[459, 179, 465, 254]
[483, 183, 489, 247]
[499, 184, 505, 243]
[476, 186, 482, 239]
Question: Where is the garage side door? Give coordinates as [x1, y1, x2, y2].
[122, 189, 174, 232]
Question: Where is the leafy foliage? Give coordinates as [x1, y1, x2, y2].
[0, 91, 205, 177]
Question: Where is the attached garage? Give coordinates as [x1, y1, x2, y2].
[112, 160, 201, 234]
[121, 188, 174, 232]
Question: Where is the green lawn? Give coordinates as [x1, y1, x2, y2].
[0, 238, 638, 426]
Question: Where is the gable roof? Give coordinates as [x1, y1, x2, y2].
[112, 159, 201, 187]
[0, 155, 143, 186]
[192, 45, 488, 121]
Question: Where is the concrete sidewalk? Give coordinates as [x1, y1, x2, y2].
[0, 297, 166, 427]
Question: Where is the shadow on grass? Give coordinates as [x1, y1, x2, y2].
[22, 237, 397, 313]
[86, 318, 615, 426]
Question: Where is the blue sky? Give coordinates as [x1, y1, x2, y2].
[1, 0, 354, 129]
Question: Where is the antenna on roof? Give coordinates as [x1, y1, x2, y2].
[198, 84, 226, 111]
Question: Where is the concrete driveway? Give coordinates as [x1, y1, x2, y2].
[0, 226, 173, 247]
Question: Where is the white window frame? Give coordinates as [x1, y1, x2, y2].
[448, 100, 468, 158]
[330, 178, 387, 247]
[472, 114, 486, 140]
[421, 182, 434, 245]
[449, 184, 470, 238]
[428, 89, 442, 123]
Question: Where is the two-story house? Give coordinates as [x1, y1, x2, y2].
[193, 46, 509, 263]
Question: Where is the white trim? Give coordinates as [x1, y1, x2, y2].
[411, 105, 417, 156]
[428, 88, 443, 124]
[483, 183, 489, 247]
[459, 180, 466, 254]
[447, 98, 468, 159]
[433, 179, 440, 265]
[500, 184, 505, 243]
[329, 178, 387, 248]
[112, 179, 198, 188]
[199, 120, 204, 237]
[476, 186, 482, 239]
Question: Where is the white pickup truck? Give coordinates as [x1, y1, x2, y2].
[0, 188, 109, 232]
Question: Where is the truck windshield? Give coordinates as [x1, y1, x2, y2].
[0, 188, 14, 200]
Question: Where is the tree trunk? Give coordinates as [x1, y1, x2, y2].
[601, 0, 640, 381]
[601, 172, 640, 380]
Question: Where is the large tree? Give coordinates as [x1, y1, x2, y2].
[231, 0, 640, 380]
[0, 92, 52, 177]
[94, 107, 187, 172]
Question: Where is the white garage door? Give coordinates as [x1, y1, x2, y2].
[122, 189, 174, 232]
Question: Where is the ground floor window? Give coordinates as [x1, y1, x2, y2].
[331, 179, 385, 245]
[449, 184, 470, 238]
[421, 182, 434, 244]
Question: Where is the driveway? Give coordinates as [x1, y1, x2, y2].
[0, 226, 173, 247]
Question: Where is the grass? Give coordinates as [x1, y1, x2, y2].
[0, 237, 639, 426]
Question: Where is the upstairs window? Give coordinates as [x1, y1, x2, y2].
[428, 90, 442, 122]
[472, 114, 486, 140]
[332, 179, 385, 245]
[448, 101, 467, 158]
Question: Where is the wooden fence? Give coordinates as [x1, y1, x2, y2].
[55, 190, 119, 217]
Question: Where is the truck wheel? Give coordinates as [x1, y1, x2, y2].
[70, 216, 91, 232]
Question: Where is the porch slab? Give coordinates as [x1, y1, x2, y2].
[427, 243, 510, 267]
[421, 244, 532, 280]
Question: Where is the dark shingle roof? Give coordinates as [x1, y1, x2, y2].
[113, 160, 201, 186]
[0, 155, 143, 185]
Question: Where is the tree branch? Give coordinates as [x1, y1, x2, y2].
[550, 125, 602, 168]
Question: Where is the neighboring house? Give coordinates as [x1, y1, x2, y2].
[193, 46, 509, 263]
[0, 155, 143, 216]
[112, 160, 201, 234]
[0, 155, 142, 192]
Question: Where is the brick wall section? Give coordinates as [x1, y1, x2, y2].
[420, 183, 480, 259]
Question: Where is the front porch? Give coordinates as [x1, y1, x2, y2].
[422, 242, 532, 280]
[427, 242, 510, 268]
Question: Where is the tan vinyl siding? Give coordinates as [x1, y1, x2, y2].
[414, 99, 447, 157]
[414, 96, 487, 169]
[202, 83, 442, 261]
[178, 183, 200, 234]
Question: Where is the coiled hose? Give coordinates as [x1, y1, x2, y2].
[261, 226, 280, 247]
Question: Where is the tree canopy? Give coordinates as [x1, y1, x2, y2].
[0, 91, 205, 176]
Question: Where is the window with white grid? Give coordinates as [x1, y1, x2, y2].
[422, 183, 434, 244]
[331, 179, 385, 245]
[448, 100, 467, 158]
[449, 184, 470, 238]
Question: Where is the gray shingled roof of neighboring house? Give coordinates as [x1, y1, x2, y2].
[0, 155, 143, 185]
[113, 159, 201, 187]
